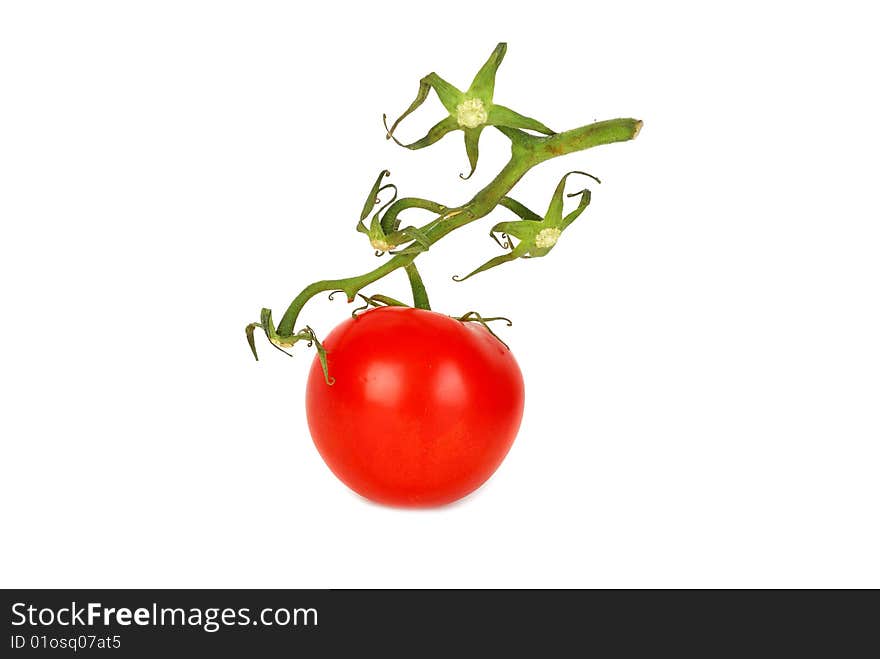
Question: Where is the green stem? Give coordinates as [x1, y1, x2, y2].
[274, 117, 641, 336]
[533, 118, 643, 163]
[404, 263, 431, 310]
[381, 197, 447, 234]
[277, 256, 413, 335]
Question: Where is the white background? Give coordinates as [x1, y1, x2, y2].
[1, 1, 878, 588]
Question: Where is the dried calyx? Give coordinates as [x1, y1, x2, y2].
[383, 42, 554, 180]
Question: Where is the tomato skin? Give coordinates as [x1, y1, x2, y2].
[305, 306, 525, 507]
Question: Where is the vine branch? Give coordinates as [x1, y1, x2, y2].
[274, 118, 641, 337]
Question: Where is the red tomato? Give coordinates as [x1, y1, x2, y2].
[305, 306, 525, 507]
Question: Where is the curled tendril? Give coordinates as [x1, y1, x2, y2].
[491, 231, 512, 250]
[360, 170, 392, 220]
[456, 311, 513, 349]
[382, 114, 408, 148]
[567, 171, 601, 188]
[483, 316, 513, 326]
[374, 185, 398, 218]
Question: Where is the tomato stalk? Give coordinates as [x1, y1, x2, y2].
[249, 43, 641, 372]
[404, 263, 430, 310]
[272, 117, 640, 337]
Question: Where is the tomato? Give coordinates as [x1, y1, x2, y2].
[305, 306, 525, 507]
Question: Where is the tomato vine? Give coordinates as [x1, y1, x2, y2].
[246, 43, 641, 382]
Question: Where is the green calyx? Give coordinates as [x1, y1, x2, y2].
[456, 311, 513, 349]
[453, 171, 600, 282]
[329, 290, 409, 317]
[246, 309, 333, 385]
[383, 42, 555, 179]
[356, 170, 440, 256]
[337, 293, 514, 349]
[247, 43, 642, 383]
